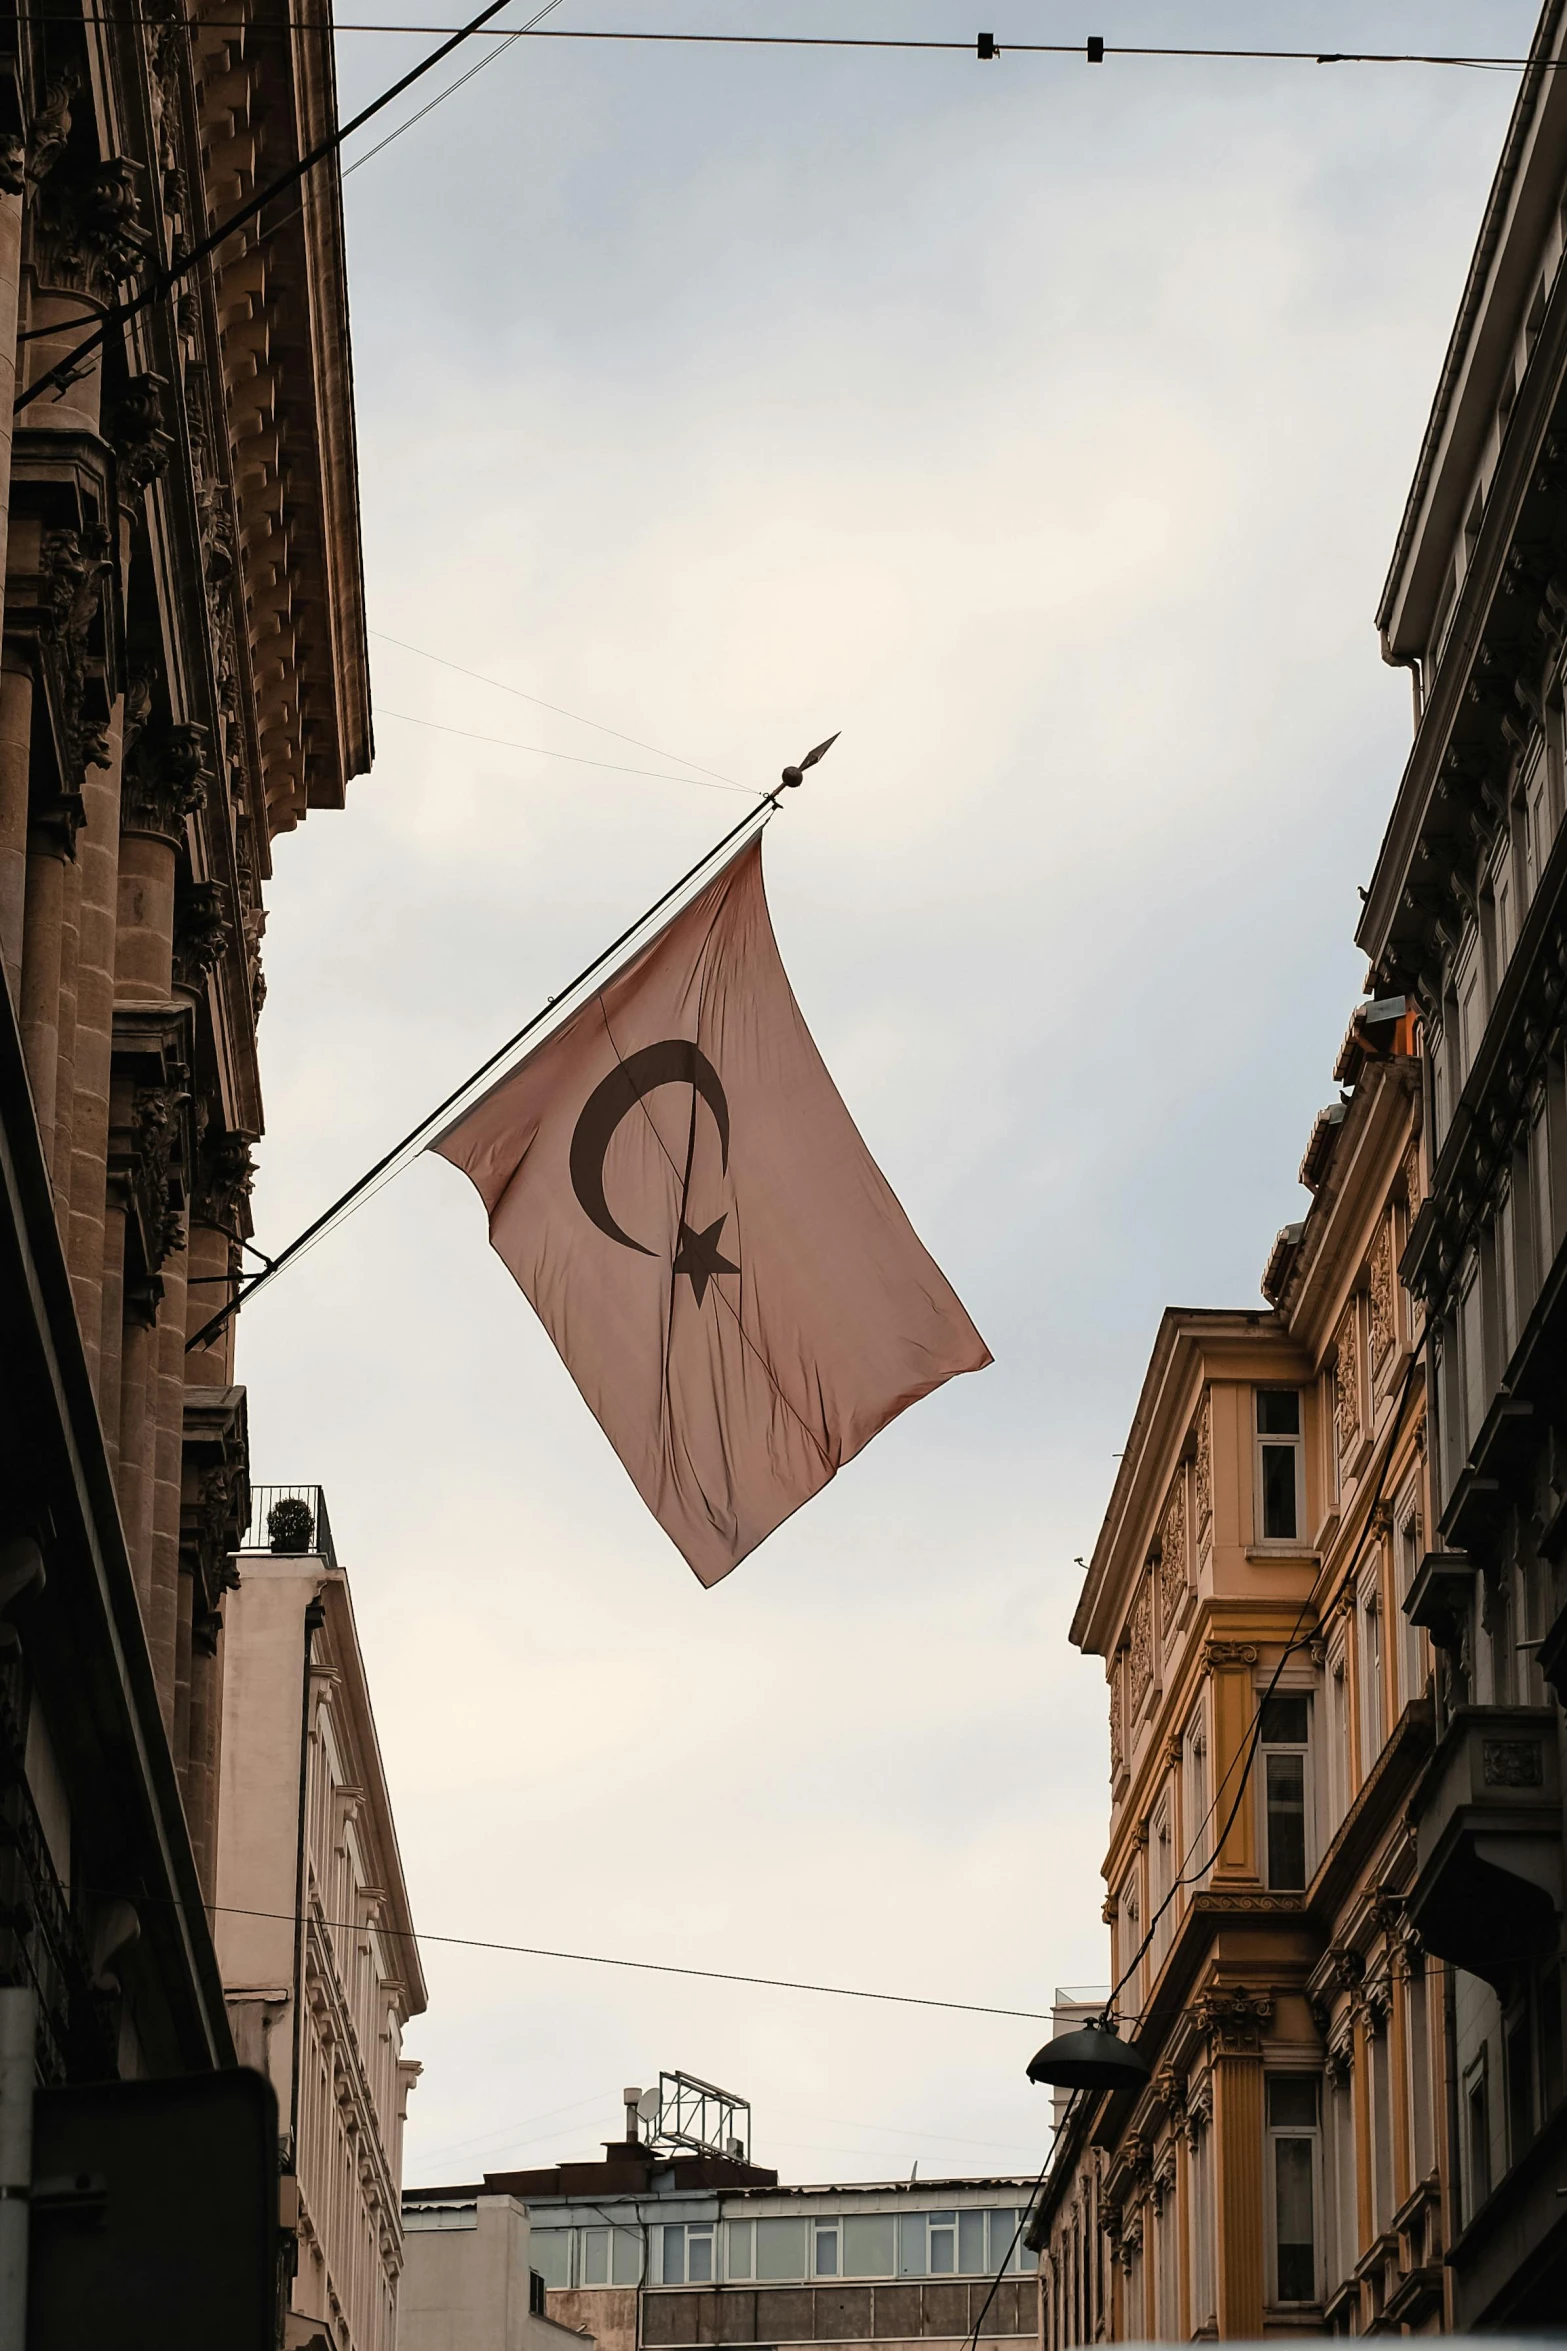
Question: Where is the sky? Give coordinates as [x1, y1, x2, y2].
[240, 1, 1536, 2191]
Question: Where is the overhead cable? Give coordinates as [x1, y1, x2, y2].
[4, 18, 1552, 68]
[119, 1892, 1052, 2020]
[15, 0, 533, 413]
[370, 630, 742, 788]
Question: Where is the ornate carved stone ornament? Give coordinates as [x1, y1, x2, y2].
[1128, 1578, 1154, 1715]
[1195, 1393, 1212, 1541]
[1108, 1664, 1124, 1780]
[1101, 1892, 1118, 1925]
[122, 716, 210, 841]
[1183, 2078, 1212, 2141]
[108, 371, 174, 501]
[1154, 2063, 1185, 2121]
[24, 72, 75, 189]
[1159, 1471, 1187, 1624]
[1368, 1217, 1397, 1368]
[31, 151, 148, 301]
[192, 1127, 254, 1237]
[1201, 1639, 1258, 1670]
[179, 1395, 249, 1623]
[1482, 1736, 1544, 1787]
[37, 524, 114, 803]
[0, 130, 24, 199]
[1334, 1299, 1362, 1463]
[108, 1006, 194, 1322]
[173, 876, 230, 990]
[1193, 1983, 1274, 2053]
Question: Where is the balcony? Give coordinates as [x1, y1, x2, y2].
[236, 1484, 338, 1569]
[1406, 1705, 1561, 1993]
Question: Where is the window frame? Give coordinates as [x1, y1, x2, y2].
[1263, 2072, 1323, 2308]
[1254, 1388, 1305, 1546]
[1257, 1687, 1312, 1892]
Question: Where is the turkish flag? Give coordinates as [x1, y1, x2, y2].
[431, 838, 990, 1584]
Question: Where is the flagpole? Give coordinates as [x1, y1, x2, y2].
[185, 744, 833, 1355]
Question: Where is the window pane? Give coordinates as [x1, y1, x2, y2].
[662, 2227, 685, 2286]
[1274, 2138, 1314, 2301]
[989, 2212, 1022, 2270]
[756, 2219, 807, 2281]
[1261, 1444, 1298, 1539]
[584, 2229, 609, 2287]
[688, 2230, 713, 2285]
[1266, 1752, 1307, 1890]
[1260, 1694, 1308, 1745]
[815, 2228, 839, 2278]
[898, 2213, 927, 2276]
[929, 2220, 955, 2275]
[1267, 2076, 1319, 2129]
[958, 2211, 986, 2273]
[726, 2221, 753, 2282]
[842, 2216, 894, 2277]
[532, 2232, 571, 2289]
[1258, 1390, 1300, 1435]
[613, 2229, 642, 2286]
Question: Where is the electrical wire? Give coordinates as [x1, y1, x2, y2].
[184, 775, 791, 1352]
[14, 0, 533, 414]
[122, 1891, 1051, 2020]
[2, 18, 1554, 68]
[342, 0, 561, 175]
[377, 706, 760, 794]
[369, 630, 742, 788]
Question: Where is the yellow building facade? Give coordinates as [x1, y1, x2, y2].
[1036, 1007, 1450, 2337]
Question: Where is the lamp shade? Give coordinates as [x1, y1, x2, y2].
[1026, 2022, 1151, 2093]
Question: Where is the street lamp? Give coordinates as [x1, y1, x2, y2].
[1025, 2019, 1150, 2093]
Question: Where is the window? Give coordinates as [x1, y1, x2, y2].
[1260, 1694, 1310, 1890]
[898, 2213, 927, 2276]
[813, 2224, 838, 2278]
[726, 2220, 753, 2281]
[841, 2215, 894, 2276]
[1358, 1581, 1385, 1777]
[928, 2213, 956, 2274]
[1266, 2076, 1320, 2304]
[1466, 2056, 1493, 2219]
[1506, 2005, 1535, 2163]
[958, 2211, 985, 2273]
[662, 2227, 686, 2286]
[1256, 1391, 1303, 1541]
[584, 2230, 609, 2286]
[532, 2232, 572, 2289]
[687, 2227, 714, 2284]
[756, 2218, 807, 2281]
[1397, 1505, 1426, 1706]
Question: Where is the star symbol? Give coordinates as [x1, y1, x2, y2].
[672, 1213, 739, 1306]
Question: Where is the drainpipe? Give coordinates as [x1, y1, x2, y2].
[0, 1987, 35, 2349]
[1381, 643, 1425, 733]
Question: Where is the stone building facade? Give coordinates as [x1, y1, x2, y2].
[217, 1494, 426, 2351]
[0, 0, 367, 2232]
[1034, 1006, 1447, 2339]
[1355, 0, 1567, 2321]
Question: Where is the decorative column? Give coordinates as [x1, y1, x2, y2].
[1200, 1985, 1272, 2336]
[147, 876, 229, 1726]
[109, 720, 204, 1666]
[1203, 1641, 1261, 1880]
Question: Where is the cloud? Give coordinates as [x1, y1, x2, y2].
[244, 0, 1531, 2184]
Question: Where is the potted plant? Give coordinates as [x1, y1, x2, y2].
[266, 1495, 315, 1555]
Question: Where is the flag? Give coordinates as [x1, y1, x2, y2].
[432, 837, 990, 1584]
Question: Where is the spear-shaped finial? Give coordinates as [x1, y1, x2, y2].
[781, 732, 839, 789]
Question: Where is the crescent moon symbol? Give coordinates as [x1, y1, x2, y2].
[569, 1039, 730, 1255]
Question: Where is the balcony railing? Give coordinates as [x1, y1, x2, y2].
[236, 1485, 338, 1570]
